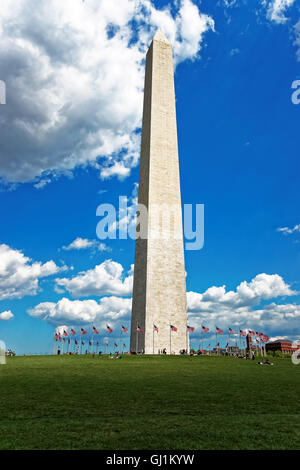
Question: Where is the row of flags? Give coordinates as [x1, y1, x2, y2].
[214, 326, 269, 342]
[55, 325, 128, 339]
[54, 325, 128, 352]
[136, 324, 195, 333]
[55, 324, 269, 341]
[55, 336, 127, 349]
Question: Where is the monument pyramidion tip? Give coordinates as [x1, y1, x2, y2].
[153, 29, 170, 44]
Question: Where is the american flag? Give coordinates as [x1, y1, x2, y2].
[93, 326, 99, 334]
[202, 325, 209, 333]
[216, 326, 223, 334]
[216, 342, 220, 347]
[81, 328, 87, 335]
[106, 325, 113, 333]
[70, 328, 76, 336]
[240, 329, 246, 336]
[153, 324, 158, 332]
[121, 325, 128, 333]
[54, 333, 59, 341]
[228, 328, 235, 334]
[170, 325, 177, 332]
[114, 342, 118, 348]
[123, 343, 127, 349]
[137, 325, 144, 333]
[225, 342, 229, 348]
[75, 340, 78, 345]
[207, 344, 210, 349]
[63, 330, 68, 337]
[187, 325, 194, 332]
[249, 330, 255, 337]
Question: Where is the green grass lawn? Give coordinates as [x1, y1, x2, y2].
[0, 354, 299, 450]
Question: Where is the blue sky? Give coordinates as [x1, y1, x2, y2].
[0, 0, 299, 354]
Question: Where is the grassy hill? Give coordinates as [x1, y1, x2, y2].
[0, 354, 299, 450]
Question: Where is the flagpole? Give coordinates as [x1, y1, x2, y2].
[153, 325, 154, 355]
[90, 331, 94, 354]
[186, 327, 188, 353]
[260, 338, 262, 357]
[170, 327, 172, 355]
[52, 333, 56, 355]
[136, 322, 138, 353]
[216, 330, 218, 355]
[256, 333, 260, 357]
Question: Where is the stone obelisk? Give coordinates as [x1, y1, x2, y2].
[130, 30, 187, 355]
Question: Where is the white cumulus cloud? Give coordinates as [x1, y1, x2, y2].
[0, 310, 14, 320]
[55, 259, 133, 297]
[0, 0, 214, 186]
[62, 237, 111, 253]
[62, 237, 109, 251]
[28, 296, 131, 327]
[0, 243, 64, 300]
[62, 238, 96, 251]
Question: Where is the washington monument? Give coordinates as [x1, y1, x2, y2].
[130, 30, 187, 355]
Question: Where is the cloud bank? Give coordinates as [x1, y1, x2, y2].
[0, 0, 214, 186]
[187, 273, 299, 338]
[30, 269, 299, 340]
